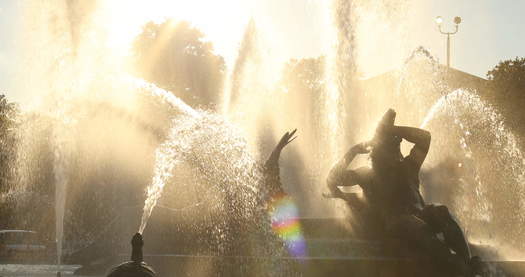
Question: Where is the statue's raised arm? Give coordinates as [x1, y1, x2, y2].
[323, 142, 370, 207]
[372, 108, 430, 171]
[264, 129, 297, 195]
[264, 129, 297, 170]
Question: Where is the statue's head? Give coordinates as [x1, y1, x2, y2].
[370, 109, 403, 172]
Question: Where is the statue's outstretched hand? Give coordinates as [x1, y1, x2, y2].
[351, 142, 371, 154]
[266, 129, 297, 168]
[342, 141, 371, 161]
[322, 188, 344, 199]
[276, 129, 297, 151]
[323, 190, 365, 211]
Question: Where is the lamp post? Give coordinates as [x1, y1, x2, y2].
[435, 16, 461, 68]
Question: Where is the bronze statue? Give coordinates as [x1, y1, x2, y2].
[326, 109, 482, 276]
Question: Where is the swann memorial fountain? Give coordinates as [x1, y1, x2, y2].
[1, 1, 524, 276]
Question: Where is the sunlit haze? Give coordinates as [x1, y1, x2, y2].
[2, 0, 524, 104]
[1, 1, 525, 275]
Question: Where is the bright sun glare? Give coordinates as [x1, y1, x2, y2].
[104, 0, 253, 65]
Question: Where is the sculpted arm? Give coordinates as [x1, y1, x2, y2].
[391, 126, 431, 170]
[326, 142, 370, 198]
[264, 130, 297, 194]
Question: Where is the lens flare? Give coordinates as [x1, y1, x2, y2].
[268, 191, 307, 260]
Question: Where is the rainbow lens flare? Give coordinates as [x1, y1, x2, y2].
[269, 192, 307, 260]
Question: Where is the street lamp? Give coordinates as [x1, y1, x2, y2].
[435, 16, 461, 68]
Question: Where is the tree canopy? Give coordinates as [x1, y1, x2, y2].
[0, 94, 18, 193]
[133, 20, 225, 110]
[0, 94, 19, 227]
[486, 57, 525, 133]
[487, 57, 525, 97]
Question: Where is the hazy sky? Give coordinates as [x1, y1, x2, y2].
[405, 0, 525, 77]
[0, 0, 19, 99]
[1, 0, 524, 103]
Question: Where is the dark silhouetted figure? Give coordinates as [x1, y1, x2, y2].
[264, 129, 297, 196]
[326, 109, 482, 276]
[106, 233, 155, 277]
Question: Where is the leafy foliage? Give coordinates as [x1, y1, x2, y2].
[133, 20, 225, 110]
[487, 57, 525, 94]
[0, 95, 19, 193]
[0, 95, 19, 227]
[279, 58, 325, 144]
[486, 57, 525, 133]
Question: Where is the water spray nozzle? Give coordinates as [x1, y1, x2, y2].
[131, 233, 144, 263]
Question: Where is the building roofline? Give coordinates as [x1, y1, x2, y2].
[362, 63, 488, 83]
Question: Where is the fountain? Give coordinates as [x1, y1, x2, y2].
[12, 2, 294, 271]
[2, 0, 525, 276]
[420, 89, 525, 259]
[53, 121, 69, 272]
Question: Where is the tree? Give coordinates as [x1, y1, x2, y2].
[279, 57, 325, 151]
[487, 57, 525, 96]
[0, 94, 19, 227]
[133, 20, 225, 110]
[0, 95, 19, 194]
[486, 57, 525, 133]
